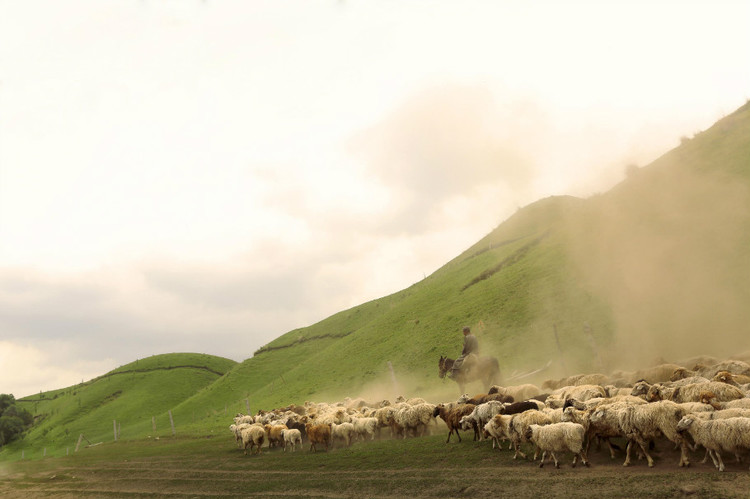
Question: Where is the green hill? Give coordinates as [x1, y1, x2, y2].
[3, 101, 749, 462]
[1, 353, 235, 460]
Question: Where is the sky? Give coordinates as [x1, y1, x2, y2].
[1, 0, 749, 398]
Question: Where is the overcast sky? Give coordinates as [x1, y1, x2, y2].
[1, 0, 749, 398]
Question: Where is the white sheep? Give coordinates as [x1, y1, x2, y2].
[489, 384, 543, 402]
[525, 422, 589, 468]
[509, 410, 553, 459]
[483, 418, 507, 450]
[240, 425, 266, 455]
[330, 422, 356, 447]
[465, 401, 506, 439]
[677, 415, 750, 471]
[617, 400, 690, 467]
[546, 385, 607, 409]
[281, 428, 302, 452]
[588, 401, 640, 459]
[351, 416, 378, 441]
[648, 381, 745, 403]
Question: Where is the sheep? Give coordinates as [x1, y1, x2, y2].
[677, 415, 750, 471]
[617, 400, 690, 467]
[498, 401, 540, 416]
[373, 405, 400, 438]
[330, 422, 356, 447]
[351, 416, 378, 441]
[713, 371, 750, 386]
[459, 414, 481, 441]
[433, 403, 476, 443]
[283, 417, 308, 442]
[483, 417, 509, 450]
[525, 422, 589, 468]
[546, 385, 607, 409]
[281, 428, 302, 452]
[234, 414, 256, 425]
[463, 401, 506, 440]
[604, 385, 633, 398]
[240, 425, 265, 455]
[230, 423, 248, 448]
[588, 401, 646, 460]
[669, 376, 711, 386]
[393, 402, 437, 438]
[264, 424, 288, 449]
[648, 382, 745, 404]
[393, 403, 435, 438]
[488, 414, 514, 450]
[700, 360, 750, 379]
[305, 423, 332, 452]
[489, 384, 542, 401]
[630, 380, 652, 399]
[574, 373, 612, 386]
[542, 375, 585, 391]
[508, 410, 553, 459]
[630, 363, 685, 384]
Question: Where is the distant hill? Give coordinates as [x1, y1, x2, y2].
[3, 101, 749, 462]
[2, 353, 235, 460]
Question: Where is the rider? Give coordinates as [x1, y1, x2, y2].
[450, 326, 478, 378]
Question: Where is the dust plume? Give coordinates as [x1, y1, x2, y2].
[565, 160, 750, 372]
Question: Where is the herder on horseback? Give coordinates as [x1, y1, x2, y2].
[449, 326, 479, 378]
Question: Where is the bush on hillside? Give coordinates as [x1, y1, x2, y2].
[0, 394, 33, 446]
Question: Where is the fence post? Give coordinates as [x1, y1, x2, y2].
[245, 399, 250, 415]
[21, 450, 24, 460]
[387, 361, 399, 398]
[552, 323, 568, 373]
[75, 434, 84, 452]
[152, 416, 156, 432]
[114, 420, 118, 442]
[169, 410, 176, 436]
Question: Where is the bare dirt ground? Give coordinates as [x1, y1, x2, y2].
[2, 434, 749, 499]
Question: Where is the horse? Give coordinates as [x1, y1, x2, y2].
[438, 354, 501, 395]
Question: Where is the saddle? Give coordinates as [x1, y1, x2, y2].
[451, 353, 479, 377]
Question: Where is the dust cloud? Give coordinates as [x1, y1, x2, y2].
[564, 160, 750, 373]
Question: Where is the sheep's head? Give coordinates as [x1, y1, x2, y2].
[646, 384, 664, 402]
[713, 371, 734, 384]
[456, 394, 470, 404]
[524, 426, 535, 441]
[670, 368, 689, 381]
[589, 408, 606, 424]
[699, 391, 721, 409]
[561, 406, 576, 422]
[676, 416, 694, 433]
[631, 380, 651, 397]
[432, 405, 443, 418]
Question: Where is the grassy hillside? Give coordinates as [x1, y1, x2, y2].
[3, 102, 749, 463]
[1, 353, 235, 461]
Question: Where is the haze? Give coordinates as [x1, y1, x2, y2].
[1, 0, 749, 397]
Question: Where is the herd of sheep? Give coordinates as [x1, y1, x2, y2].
[228, 354, 750, 471]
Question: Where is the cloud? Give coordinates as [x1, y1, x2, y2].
[0, 340, 116, 398]
[350, 85, 538, 234]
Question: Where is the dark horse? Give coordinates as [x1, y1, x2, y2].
[438, 355, 500, 395]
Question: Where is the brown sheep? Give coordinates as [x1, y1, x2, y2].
[305, 423, 332, 452]
[264, 424, 288, 449]
[713, 370, 750, 386]
[432, 403, 476, 443]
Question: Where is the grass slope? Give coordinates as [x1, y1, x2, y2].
[1, 353, 235, 461]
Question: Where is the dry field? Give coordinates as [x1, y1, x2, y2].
[2, 431, 750, 499]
